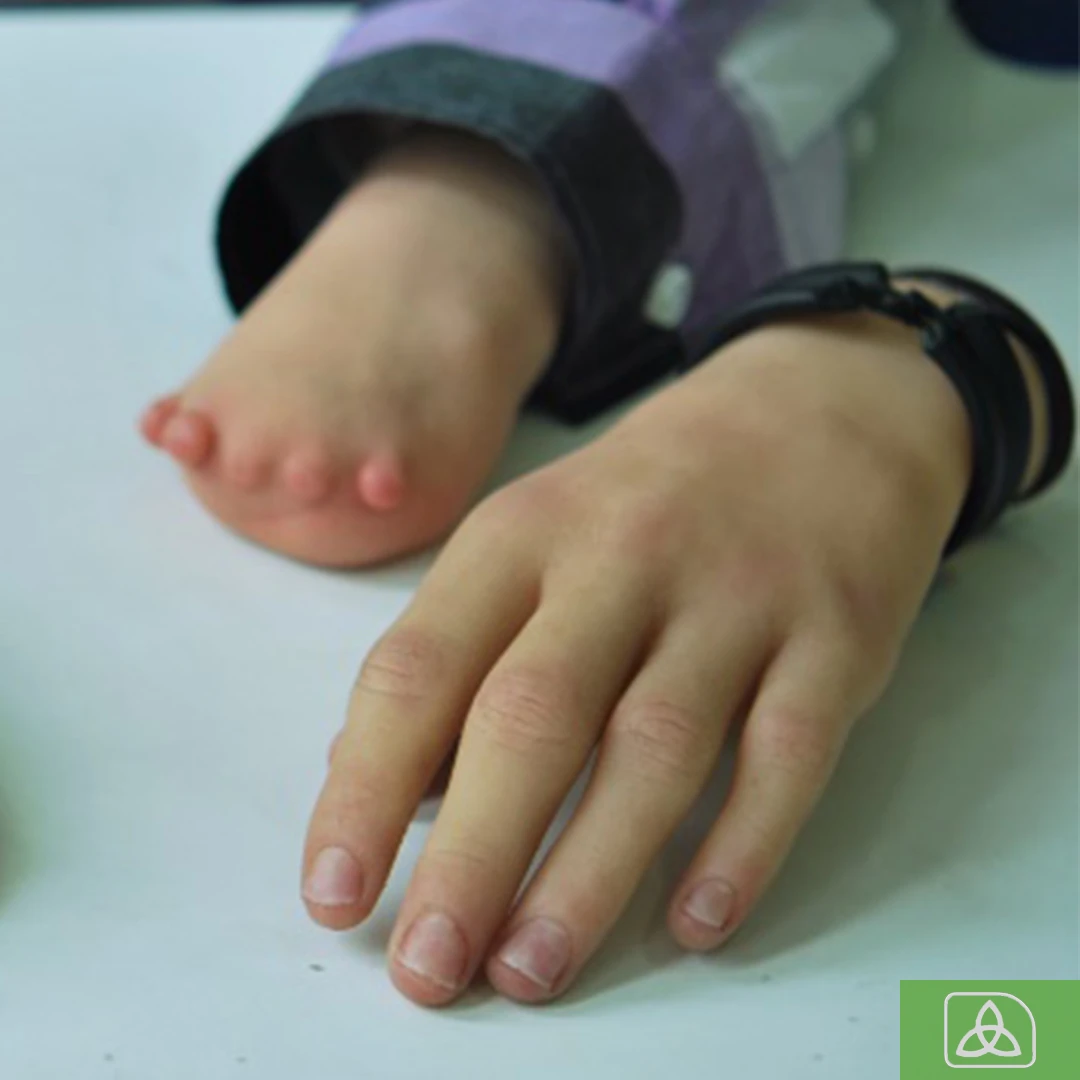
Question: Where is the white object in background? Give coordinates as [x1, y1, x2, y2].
[719, 0, 897, 161]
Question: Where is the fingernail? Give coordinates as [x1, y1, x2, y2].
[302, 847, 364, 907]
[397, 911, 468, 991]
[496, 918, 570, 992]
[681, 878, 736, 932]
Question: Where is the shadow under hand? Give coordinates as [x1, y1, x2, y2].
[560, 493, 1078, 1000]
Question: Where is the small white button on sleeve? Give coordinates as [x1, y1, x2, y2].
[643, 262, 694, 329]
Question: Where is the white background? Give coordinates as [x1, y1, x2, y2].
[0, 7, 1076, 1079]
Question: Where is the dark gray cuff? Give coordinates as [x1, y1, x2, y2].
[216, 44, 684, 422]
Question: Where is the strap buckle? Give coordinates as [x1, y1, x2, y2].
[817, 274, 943, 331]
[872, 287, 940, 329]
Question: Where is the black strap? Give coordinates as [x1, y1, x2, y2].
[897, 267, 1076, 499]
[686, 262, 1072, 553]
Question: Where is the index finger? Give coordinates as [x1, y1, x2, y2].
[302, 516, 542, 929]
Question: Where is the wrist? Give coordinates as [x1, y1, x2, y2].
[692, 311, 976, 524]
[672, 263, 1064, 553]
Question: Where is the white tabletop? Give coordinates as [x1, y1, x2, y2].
[0, 8, 1076, 1080]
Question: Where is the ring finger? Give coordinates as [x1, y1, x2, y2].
[669, 632, 871, 950]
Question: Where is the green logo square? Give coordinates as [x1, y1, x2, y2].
[901, 981, 1078, 1078]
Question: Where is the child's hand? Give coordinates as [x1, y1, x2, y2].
[300, 307, 977, 1005]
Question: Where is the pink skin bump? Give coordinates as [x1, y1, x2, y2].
[139, 394, 180, 446]
[161, 411, 214, 467]
[357, 455, 406, 512]
[282, 450, 334, 505]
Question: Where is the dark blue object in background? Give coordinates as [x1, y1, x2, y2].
[953, 0, 1079, 69]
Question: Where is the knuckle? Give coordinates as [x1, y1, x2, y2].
[470, 668, 576, 756]
[355, 626, 449, 703]
[608, 698, 708, 782]
[745, 708, 839, 783]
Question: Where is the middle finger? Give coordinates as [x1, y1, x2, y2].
[388, 569, 655, 1004]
